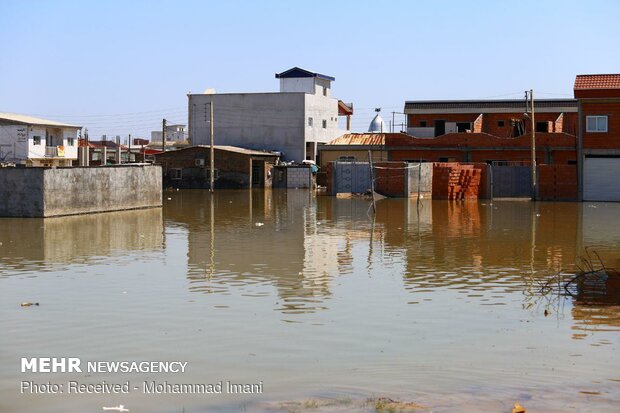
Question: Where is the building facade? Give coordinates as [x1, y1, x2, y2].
[0, 113, 80, 167]
[188, 67, 349, 163]
[151, 124, 188, 144]
[574, 74, 620, 201]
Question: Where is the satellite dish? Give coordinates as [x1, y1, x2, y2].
[203, 88, 216, 95]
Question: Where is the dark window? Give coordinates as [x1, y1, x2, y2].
[33, 136, 41, 145]
[567, 160, 577, 165]
[456, 122, 471, 132]
[322, 120, 327, 129]
[323, 87, 327, 96]
[536, 121, 548, 133]
[420, 120, 427, 127]
[498, 120, 505, 127]
[67, 138, 75, 146]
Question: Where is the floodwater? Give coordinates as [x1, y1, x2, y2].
[1, 190, 619, 413]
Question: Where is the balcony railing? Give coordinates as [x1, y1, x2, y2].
[45, 146, 65, 157]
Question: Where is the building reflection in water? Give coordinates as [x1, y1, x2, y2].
[0, 208, 164, 274]
[166, 189, 620, 331]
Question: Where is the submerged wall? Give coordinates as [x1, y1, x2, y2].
[0, 165, 162, 217]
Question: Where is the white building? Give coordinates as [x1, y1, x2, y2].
[0, 113, 80, 167]
[188, 67, 351, 162]
[151, 124, 188, 144]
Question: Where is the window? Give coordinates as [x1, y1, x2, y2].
[67, 138, 75, 146]
[567, 160, 577, 165]
[456, 122, 471, 132]
[586, 115, 608, 132]
[439, 157, 457, 162]
[419, 121, 427, 127]
[308, 117, 313, 127]
[323, 87, 327, 96]
[497, 120, 505, 127]
[536, 121, 549, 133]
[33, 136, 41, 145]
[322, 119, 327, 129]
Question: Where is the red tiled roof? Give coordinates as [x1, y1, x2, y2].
[574, 74, 620, 90]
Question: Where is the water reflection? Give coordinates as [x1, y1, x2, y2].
[0, 208, 164, 274]
[164, 190, 620, 332]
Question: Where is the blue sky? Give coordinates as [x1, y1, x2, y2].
[1, 0, 619, 139]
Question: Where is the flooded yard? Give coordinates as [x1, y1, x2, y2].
[1, 190, 619, 412]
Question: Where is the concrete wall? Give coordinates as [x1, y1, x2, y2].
[189, 92, 343, 163]
[0, 165, 162, 217]
[189, 93, 306, 162]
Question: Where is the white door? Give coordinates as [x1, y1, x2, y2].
[584, 157, 620, 201]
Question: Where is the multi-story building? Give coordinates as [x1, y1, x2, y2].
[574, 74, 620, 201]
[151, 124, 187, 144]
[395, 99, 579, 164]
[0, 113, 80, 167]
[188, 67, 351, 163]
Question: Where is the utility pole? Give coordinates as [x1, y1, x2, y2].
[128, 134, 131, 163]
[162, 118, 167, 153]
[392, 111, 396, 133]
[209, 101, 214, 193]
[527, 90, 537, 200]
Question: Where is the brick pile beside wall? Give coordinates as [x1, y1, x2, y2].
[432, 163, 488, 200]
[538, 165, 577, 201]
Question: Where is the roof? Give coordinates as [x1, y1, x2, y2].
[326, 133, 407, 146]
[404, 99, 577, 114]
[574, 74, 620, 90]
[275, 67, 335, 82]
[338, 100, 354, 116]
[0, 112, 80, 128]
[155, 145, 280, 157]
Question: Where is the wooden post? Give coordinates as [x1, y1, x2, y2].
[162, 118, 167, 153]
[368, 150, 376, 214]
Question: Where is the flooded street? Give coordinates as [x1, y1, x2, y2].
[1, 190, 619, 412]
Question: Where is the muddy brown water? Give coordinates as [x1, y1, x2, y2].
[1, 190, 619, 412]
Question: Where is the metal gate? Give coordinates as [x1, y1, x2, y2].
[491, 165, 531, 198]
[331, 162, 372, 194]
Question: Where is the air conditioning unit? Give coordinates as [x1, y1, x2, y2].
[195, 159, 205, 166]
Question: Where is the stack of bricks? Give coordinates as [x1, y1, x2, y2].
[538, 165, 577, 201]
[432, 163, 483, 200]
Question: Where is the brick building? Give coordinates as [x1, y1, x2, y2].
[399, 99, 578, 164]
[574, 74, 620, 201]
[154, 145, 279, 189]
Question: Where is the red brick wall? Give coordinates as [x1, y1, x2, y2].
[374, 162, 407, 197]
[408, 112, 577, 137]
[386, 133, 577, 165]
[538, 165, 577, 201]
[581, 100, 620, 149]
[432, 163, 487, 200]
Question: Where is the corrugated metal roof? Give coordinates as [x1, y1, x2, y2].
[404, 99, 577, 112]
[326, 133, 393, 146]
[574, 74, 620, 90]
[0, 112, 80, 128]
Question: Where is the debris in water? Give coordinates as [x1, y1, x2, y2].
[167, 197, 172, 200]
[255, 222, 265, 227]
[372, 397, 427, 412]
[102, 405, 129, 412]
[21, 302, 39, 307]
[512, 402, 526, 413]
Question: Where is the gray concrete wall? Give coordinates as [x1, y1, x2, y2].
[0, 168, 45, 217]
[406, 162, 433, 195]
[189, 93, 306, 162]
[0, 165, 162, 217]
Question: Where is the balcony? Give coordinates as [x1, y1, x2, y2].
[45, 146, 65, 157]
